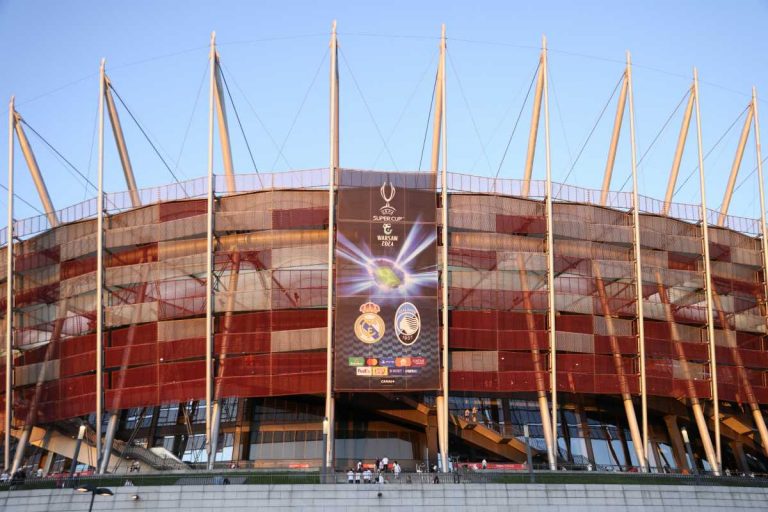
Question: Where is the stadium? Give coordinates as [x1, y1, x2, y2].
[2, 25, 768, 482]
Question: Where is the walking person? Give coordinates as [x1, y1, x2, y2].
[393, 461, 401, 480]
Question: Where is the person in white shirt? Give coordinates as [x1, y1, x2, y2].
[347, 469, 354, 483]
[393, 461, 401, 480]
[363, 469, 372, 483]
[381, 456, 389, 472]
[0, 470, 8, 483]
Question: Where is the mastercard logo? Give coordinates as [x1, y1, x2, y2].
[366, 358, 378, 366]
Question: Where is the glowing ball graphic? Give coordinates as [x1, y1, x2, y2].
[370, 259, 406, 290]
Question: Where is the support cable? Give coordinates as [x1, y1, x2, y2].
[84, 106, 99, 201]
[219, 59, 307, 171]
[19, 119, 97, 192]
[493, 62, 540, 182]
[0, 183, 43, 215]
[554, 71, 624, 194]
[447, 52, 494, 173]
[0, 183, 45, 215]
[218, 64, 263, 187]
[671, 106, 748, 200]
[339, 47, 399, 170]
[548, 67, 575, 178]
[468, 61, 539, 174]
[262, 50, 328, 171]
[372, 49, 438, 169]
[108, 84, 185, 187]
[733, 155, 768, 194]
[618, 90, 691, 192]
[173, 62, 209, 183]
[18, 117, 119, 212]
[418, 68, 438, 171]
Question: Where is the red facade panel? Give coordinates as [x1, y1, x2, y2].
[272, 207, 329, 229]
[495, 214, 546, 234]
[158, 199, 207, 222]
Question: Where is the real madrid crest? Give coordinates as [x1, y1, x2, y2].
[354, 301, 385, 344]
[394, 302, 421, 345]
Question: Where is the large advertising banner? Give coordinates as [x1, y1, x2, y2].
[334, 169, 439, 391]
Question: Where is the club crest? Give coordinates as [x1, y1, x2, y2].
[394, 302, 421, 345]
[354, 301, 385, 344]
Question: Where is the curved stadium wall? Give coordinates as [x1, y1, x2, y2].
[1, 168, 767, 472]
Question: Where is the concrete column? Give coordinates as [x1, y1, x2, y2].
[664, 415, 689, 471]
[98, 412, 119, 474]
[10, 425, 31, 473]
[560, 408, 573, 463]
[426, 412, 439, 469]
[649, 431, 664, 472]
[616, 425, 633, 470]
[435, 396, 448, 472]
[41, 450, 54, 475]
[730, 441, 749, 475]
[576, 405, 596, 466]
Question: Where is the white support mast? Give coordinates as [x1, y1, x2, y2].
[663, 91, 695, 216]
[5, 96, 15, 473]
[718, 105, 753, 225]
[212, 50, 236, 194]
[751, 87, 768, 457]
[693, 68, 721, 475]
[205, 31, 216, 468]
[12, 113, 58, 227]
[522, 46, 545, 199]
[627, 51, 649, 471]
[600, 71, 628, 206]
[324, 20, 339, 475]
[103, 75, 142, 207]
[438, 23, 450, 475]
[95, 58, 106, 469]
[541, 35, 558, 471]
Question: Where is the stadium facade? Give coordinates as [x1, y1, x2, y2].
[2, 25, 768, 478]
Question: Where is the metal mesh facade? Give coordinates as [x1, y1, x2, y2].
[1, 168, 767, 470]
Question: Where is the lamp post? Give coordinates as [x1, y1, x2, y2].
[681, 426, 698, 475]
[75, 484, 114, 512]
[321, 417, 329, 483]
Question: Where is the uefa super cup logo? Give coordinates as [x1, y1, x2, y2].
[380, 180, 396, 215]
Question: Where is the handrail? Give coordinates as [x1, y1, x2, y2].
[0, 168, 762, 245]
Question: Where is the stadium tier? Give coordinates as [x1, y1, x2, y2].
[1, 168, 766, 475]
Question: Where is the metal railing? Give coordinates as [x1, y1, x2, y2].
[2, 468, 768, 491]
[1, 168, 763, 245]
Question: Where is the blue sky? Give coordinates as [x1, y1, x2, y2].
[0, 0, 766, 225]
